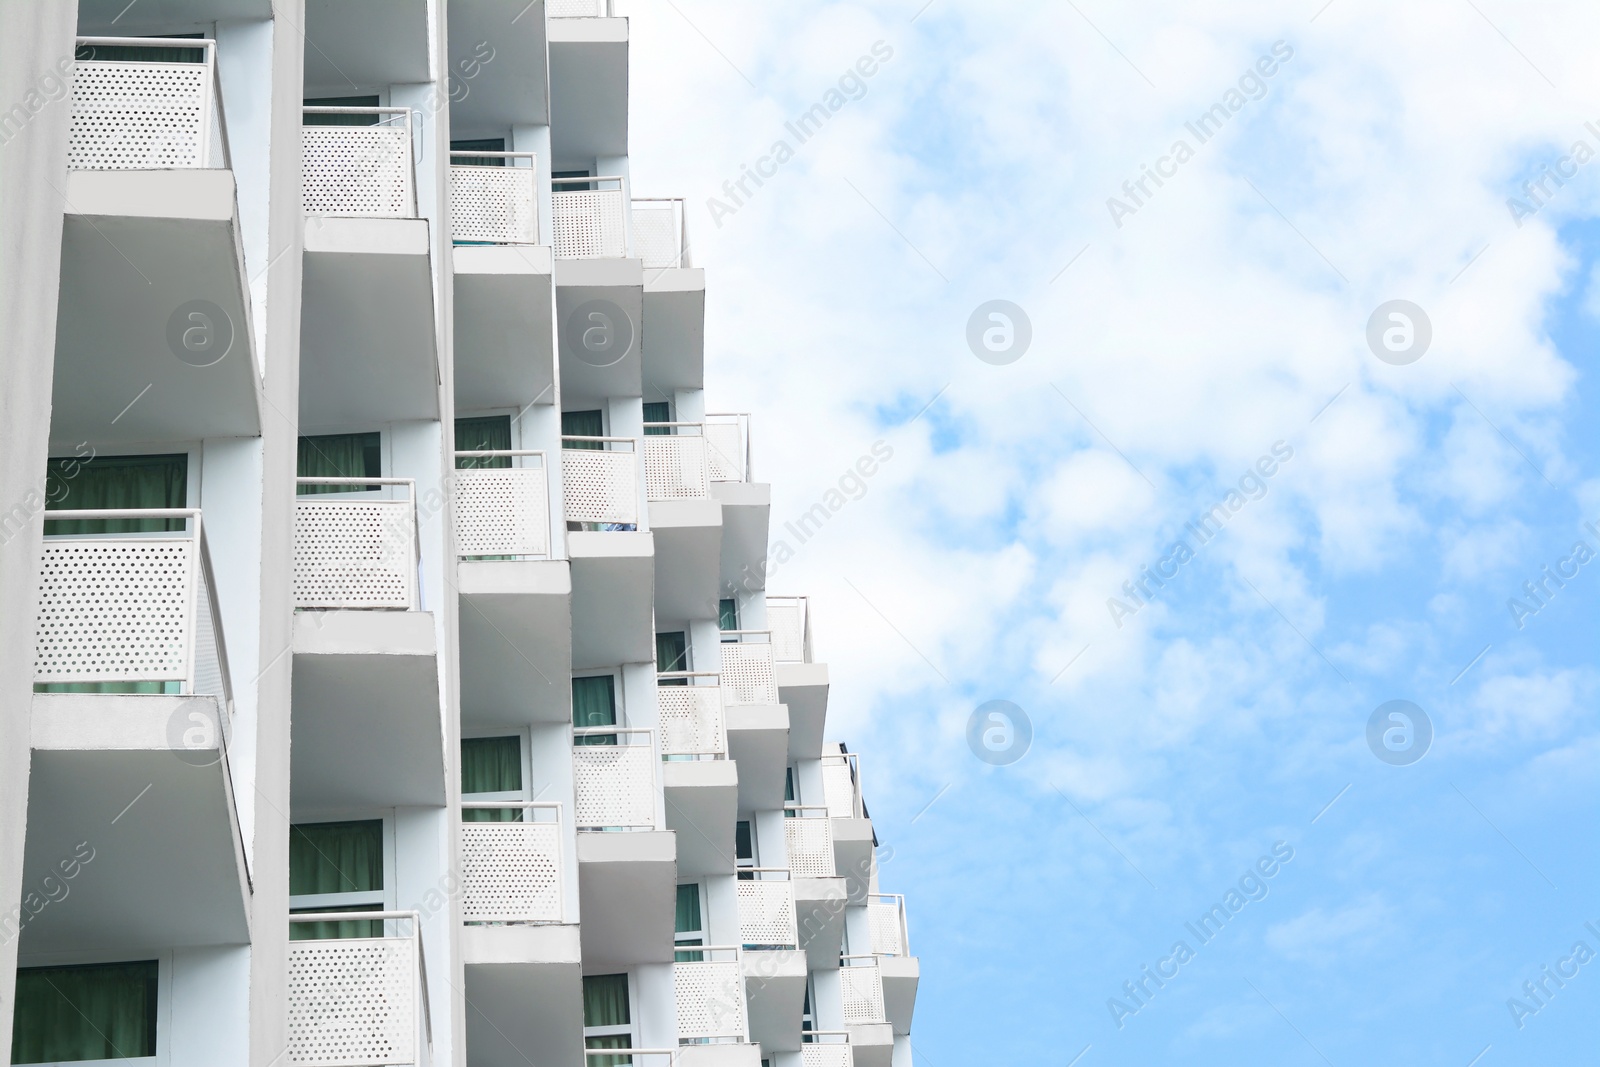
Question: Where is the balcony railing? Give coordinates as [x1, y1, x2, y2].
[562, 437, 640, 528]
[735, 868, 796, 948]
[631, 198, 689, 269]
[705, 413, 750, 483]
[657, 673, 726, 759]
[572, 727, 657, 830]
[867, 893, 910, 957]
[460, 803, 564, 924]
[293, 478, 420, 610]
[782, 805, 836, 878]
[767, 595, 810, 663]
[550, 0, 614, 15]
[583, 1053, 674, 1065]
[287, 910, 432, 1067]
[449, 152, 538, 244]
[34, 509, 234, 708]
[642, 424, 710, 501]
[800, 1033, 853, 1067]
[718, 631, 777, 704]
[70, 37, 229, 170]
[551, 175, 628, 259]
[838, 955, 887, 1025]
[452, 452, 551, 559]
[302, 107, 417, 218]
[820, 752, 863, 820]
[673, 945, 749, 1043]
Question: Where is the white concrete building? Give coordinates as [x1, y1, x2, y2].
[0, 3, 919, 1066]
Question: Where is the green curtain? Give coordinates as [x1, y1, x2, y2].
[718, 598, 739, 632]
[584, 1035, 631, 1067]
[583, 973, 631, 1065]
[562, 410, 604, 451]
[44, 453, 186, 535]
[451, 137, 506, 168]
[572, 675, 617, 746]
[11, 961, 158, 1063]
[656, 632, 688, 685]
[642, 401, 670, 436]
[289, 820, 383, 939]
[455, 415, 513, 469]
[304, 94, 380, 126]
[297, 432, 381, 494]
[462, 736, 522, 822]
[673, 884, 703, 961]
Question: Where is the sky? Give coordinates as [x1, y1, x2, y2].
[620, 2, 1600, 1062]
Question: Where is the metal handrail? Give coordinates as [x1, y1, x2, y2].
[783, 804, 830, 816]
[572, 726, 652, 739]
[449, 150, 537, 164]
[552, 174, 626, 187]
[562, 435, 637, 450]
[802, 1030, 851, 1043]
[294, 477, 422, 610]
[584, 1053, 677, 1063]
[460, 800, 562, 817]
[720, 629, 772, 640]
[288, 910, 433, 1050]
[302, 106, 413, 118]
[453, 449, 548, 466]
[657, 671, 718, 682]
[736, 866, 792, 880]
[642, 421, 704, 432]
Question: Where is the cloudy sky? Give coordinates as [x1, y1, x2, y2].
[621, 1, 1599, 1061]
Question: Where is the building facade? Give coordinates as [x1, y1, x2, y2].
[0, 2, 919, 1066]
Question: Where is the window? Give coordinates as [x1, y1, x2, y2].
[655, 631, 688, 681]
[553, 168, 595, 192]
[44, 452, 187, 535]
[718, 598, 739, 633]
[289, 819, 386, 939]
[642, 401, 670, 436]
[304, 94, 380, 126]
[462, 735, 524, 822]
[455, 415, 513, 469]
[582, 974, 632, 1065]
[784, 767, 796, 815]
[297, 432, 381, 493]
[572, 674, 618, 746]
[800, 977, 816, 1041]
[562, 409, 604, 450]
[11, 961, 159, 1063]
[735, 820, 754, 875]
[674, 883, 704, 962]
[451, 137, 506, 167]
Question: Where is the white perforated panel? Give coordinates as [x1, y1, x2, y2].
[631, 202, 684, 269]
[643, 436, 709, 501]
[673, 961, 747, 1041]
[69, 60, 210, 170]
[657, 686, 725, 757]
[736, 880, 796, 947]
[561, 449, 639, 525]
[801, 1046, 853, 1067]
[840, 961, 886, 1024]
[450, 165, 537, 243]
[192, 558, 224, 701]
[34, 539, 195, 684]
[784, 817, 835, 878]
[821, 759, 858, 820]
[547, 0, 605, 14]
[293, 499, 415, 609]
[453, 468, 550, 557]
[720, 642, 776, 705]
[551, 188, 626, 258]
[573, 745, 656, 828]
[461, 821, 562, 922]
[302, 125, 414, 218]
[287, 937, 416, 1066]
[868, 902, 904, 956]
[705, 422, 744, 482]
[767, 601, 806, 663]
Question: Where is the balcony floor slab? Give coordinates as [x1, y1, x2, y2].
[459, 560, 572, 727]
[663, 759, 738, 878]
[463, 938, 583, 1067]
[726, 703, 789, 811]
[576, 829, 676, 968]
[741, 949, 806, 1053]
[777, 661, 830, 761]
[880, 955, 920, 1036]
[453, 245, 555, 411]
[569, 531, 654, 669]
[651, 496, 722, 621]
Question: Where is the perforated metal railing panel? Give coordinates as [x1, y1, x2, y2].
[302, 126, 414, 218]
[673, 960, 747, 1041]
[561, 449, 638, 525]
[658, 686, 726, 757]
[551, 188, 626, 258]
[643, 436, 709, 500]
[736, 879, 796, 946]
[293, 499, 415, 609]
[287, 937, 416, 1066]
[547, 0, 606, 14]
[449, 165, 537, 243]
[69, 60, 209, 169]
[868, 902, 904, 956]
[192, 557, 224, 700]
[460, 821, 562, 922]
[35, 539, 195, 684]
[631, 202, 684, 269]
[720, 641, 777, 704]
[801, 1046, 854, 1067]
[453, 468, 550, 557]
[768, 601, 806, 663]
[572, 745, 655, 828]
[705, 422, 744, 482]
[839, 961, 887, 1025]
[784, 817, 836, 878]
[821, 760, 858, 820]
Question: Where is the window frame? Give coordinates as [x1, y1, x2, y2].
[674, 881, 706, 960]
[581, 971, 637, 1049]
[460, 727, 533, 805]
[10, 951, 173, 1067]
[295, 427, 389, 499]
[43, 443, 201, 539]
[286, 813, 396, 915]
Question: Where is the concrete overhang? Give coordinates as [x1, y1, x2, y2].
[304, 0, 430, 92]
[741, 949, 806, 1053]
[777, 661, 829, 761]
[726, 704, 788, 812]
[447, 0, 551, 131]
[548, 16, 628, 160]
[881, 955, 919, 1036]
[569, 531, 654, 669]
[794, 876, 848, 971]
[576, 830, 676, 968]
[555, 256, 643, 402]
[663, 759, 738, 878]
[463, 924, 584, 1067]
[715, 481, 770, 593]
[650, 496, 722, 621]
[458, 560, 572, 728]
[453, 244, 555, 412]
[641, 268, 705, 395]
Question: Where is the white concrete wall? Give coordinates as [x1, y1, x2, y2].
[170, 944, 251, 1067]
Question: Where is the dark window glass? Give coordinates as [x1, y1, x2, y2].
[451, 137, 506, 167]
[562, 409, 605, 450]
[304, 94, 380, 126]
[655, 631, 688, 680]
[297, 432, 381, 493]
[289, 819, 384, 939]
[735, 820, 753, 865]
[718, 598, 739, 632]
[642, 401, 670, 435]
[462, 736, 523, 822]
[456, 415, 512, 468]
[11, 961, 159, 1063]
[44, 453, 187, 535]
[572, 675, 617, 745]
[582, 973, 630, 1026]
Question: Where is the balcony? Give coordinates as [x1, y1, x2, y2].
[823, 752, 874, 901]
[548, 8, 627, 161]
[293, 478, 420, 610]
[460, 803, 565, 923]
[552, 175, 628, 259]
[448, 1, 549, 134]
[660, 675, 737, 876]
[769, 594, 828, 758]
[675, 945, 750, 1043]
[302, 107, 417, 219]
[633, 198, 689, 269]
[800, 1034, 854, 1067]
[450, 153, 539, 244]
[866, 894, 919, 1038]
[563, 437, 641, 528]
[866, 894, 909, 957]
[55, 38, 261, 448]
[737, 869, 797, 949]
[787, 806, 846, 969]
[572, 727, 657, 830]
[645, 424, 722, 619]
[838, 956, 892, 1067]
[287, 911, 432, 1067]
[639, 197, 706, 403]
[454, 453, 552, 560]
[549, 0, 612, 13]
[721, 632, 788, 811]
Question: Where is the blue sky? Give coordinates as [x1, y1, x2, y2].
[623, 2, 1599, 1061]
